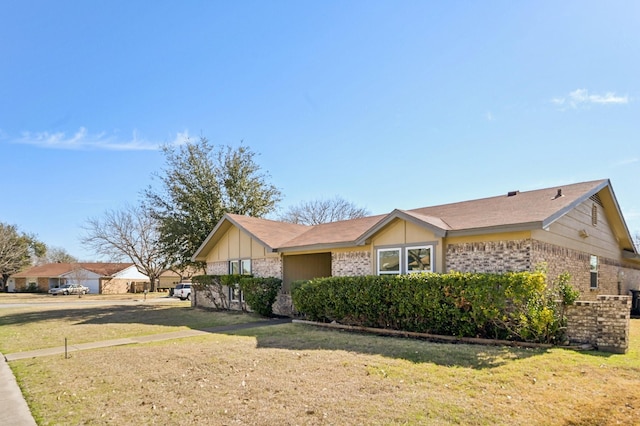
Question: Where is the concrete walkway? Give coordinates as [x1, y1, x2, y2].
[1, 318, 291, 425]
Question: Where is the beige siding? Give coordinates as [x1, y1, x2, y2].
[533, 200, 621, 260]
[228, 228, 240, 257]
[370, 219, 443, 273]
[204, 225, 279, 264]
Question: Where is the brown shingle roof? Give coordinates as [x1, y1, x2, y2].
[409, 179, 609, 232]
[193, 179, 627, 258]
[11, 263, 134, 278]
[226, 214, 310, 249]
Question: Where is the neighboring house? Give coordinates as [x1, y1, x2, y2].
[158, 267, 202, 292]
[8, 263, 149, 294]
[102, 264, 151, 294]
[192, 179, 640, 315]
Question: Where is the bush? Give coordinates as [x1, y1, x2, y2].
[239, 277, 282, 316]
[193, 274, 282, 317]
[292, 271, 578, 344]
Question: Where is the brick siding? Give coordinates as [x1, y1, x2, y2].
[332, 251, 371, 276]
[566, 295, 630, 353]
[446, 240, 533, 273]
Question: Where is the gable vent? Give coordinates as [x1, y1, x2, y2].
[589, 194, 603, 207]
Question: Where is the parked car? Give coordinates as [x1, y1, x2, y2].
[49, 283, 90, 296]
[173, 283, 192, 300]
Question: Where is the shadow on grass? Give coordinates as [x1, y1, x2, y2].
[0, 304, 621, 369]
[221, 322, 561, 369]
[0, 304, 258, 329]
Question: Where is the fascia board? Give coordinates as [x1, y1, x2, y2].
[192, 214, 278, 261]
[355, 210, 447, 245]
[277, 241, 363, 254]
[541, 180, 610, 229]
[191, 217, 232, 262]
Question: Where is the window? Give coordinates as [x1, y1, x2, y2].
[406, 246, 432, 273]
[378, 248, 401, 275]
[377, 245, 434, 275]
[229, 259, 251, 301]
[590, 255, 598, 289]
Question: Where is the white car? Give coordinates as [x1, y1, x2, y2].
[49, 283, 90, 295]
[173, 283, 192, 300]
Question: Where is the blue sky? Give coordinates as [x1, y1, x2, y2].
[1, 1, 638, 261]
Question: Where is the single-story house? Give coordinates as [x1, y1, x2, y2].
[192, 179, 640, 315]
[8, 263, 150, 294]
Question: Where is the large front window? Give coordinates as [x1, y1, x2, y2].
[378, 248, 401, 274]
[377, 245, 434, 275]
[406, 246, 432, 273]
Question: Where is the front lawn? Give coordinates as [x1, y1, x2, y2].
[3, 301, 638, 425]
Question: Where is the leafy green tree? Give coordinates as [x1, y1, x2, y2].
[0, 223, 46, 290]
[279, 196, 370, 225]
[144, 137, 281, 268]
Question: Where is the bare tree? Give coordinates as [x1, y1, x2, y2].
[34, 246, 78, 265]
[81, 204, 168, 291]
[279, 196, 370, 225]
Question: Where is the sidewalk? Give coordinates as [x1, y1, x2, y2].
[1, 318, 291, 425]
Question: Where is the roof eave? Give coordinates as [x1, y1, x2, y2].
[277, 241, 363, 254]
[192, 214, 277, 262]
[542, 179, 611, 228]
[622, 250, 640, 262]
[355, 210, 447, 245]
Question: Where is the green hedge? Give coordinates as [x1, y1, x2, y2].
[292, 272, 574, 344]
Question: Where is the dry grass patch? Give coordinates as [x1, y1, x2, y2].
[0, 303, 263, 354]
[8, 318, 640, 425]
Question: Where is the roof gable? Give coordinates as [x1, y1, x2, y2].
[192, 214, 310, 260]
[192, 179, 636, 257]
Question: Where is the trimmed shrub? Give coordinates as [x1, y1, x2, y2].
[239, 277, 282, 316]
[292, 271, 576, 344]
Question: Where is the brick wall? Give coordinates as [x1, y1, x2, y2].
[532, 241, 625, 300]
[447, 239, 636, 300]
[565, 295, 630, 353]
[332, 251, 371, 276]
[252, 257, 282, 279]
[206, 261, 228, 275]
[446, 240, 532, 273]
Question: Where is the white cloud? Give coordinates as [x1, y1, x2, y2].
[13, 128, 190, 151]
[612, 157, 639, 167]
[552, 89, 630, 109]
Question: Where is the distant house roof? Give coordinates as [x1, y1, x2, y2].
[193, 179, 637, 259]
[11, 263, 135, 278]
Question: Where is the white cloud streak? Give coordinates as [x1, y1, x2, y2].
[612, 157, 639, 167]
[13, 128, 190, 151]
[552, 89, 630, 109]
